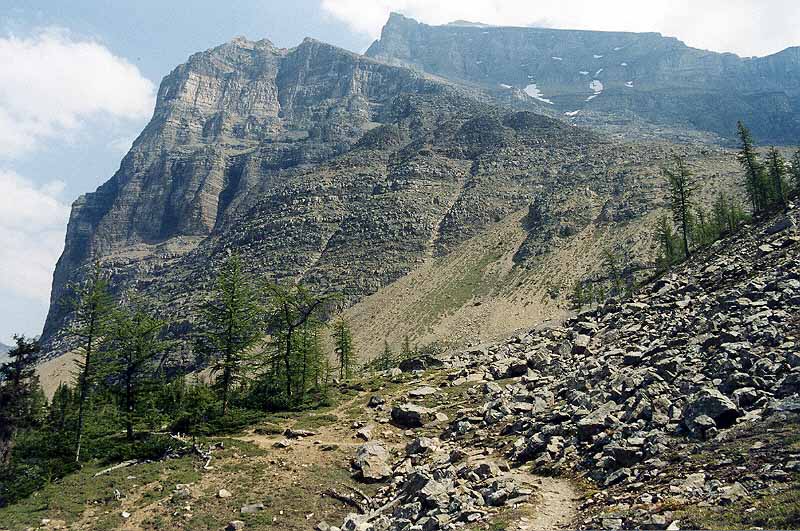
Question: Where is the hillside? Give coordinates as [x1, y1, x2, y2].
[40, 33, 745, 364]
[366, 14, 800, 145]
[5, 200, 797, 531]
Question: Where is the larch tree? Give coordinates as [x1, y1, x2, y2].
[736, 121, 768, 215]
[333, 317, 355, 380]
[70, 263, 114, 463]
[197, 254, 263, 417]
[663, 155, 695, 259]
[264, 283, 335, 407]
[791, 149, 800, 196]
[767, 147, 788, 210]
[101, 296, 169, 440]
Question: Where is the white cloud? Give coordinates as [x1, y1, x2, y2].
[0, 169, 70, 301]
[321, 0, 800, 57]
[0, 28, 155, 158]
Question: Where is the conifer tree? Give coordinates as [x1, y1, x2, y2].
[0, 335, 41, 465]
[401, 335, 414, 360]
[197, 254, 263, 416]
[263, 283, 335, 407]
[377, 341, 395, 371]
[101, 296, 169, 440]
[655, 215, 680, 270]
[767, 147, 788, 210]
[333, 317, 355, 380]
[663, 155, 695, 259]
[736, 121, 768, 215]
[70, 263, 113, 463]
[791, 149, 800, 196]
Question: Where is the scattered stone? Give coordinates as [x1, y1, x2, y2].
[391, 403, 436, 427]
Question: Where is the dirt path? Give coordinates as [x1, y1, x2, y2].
[513, 475, 581, 531]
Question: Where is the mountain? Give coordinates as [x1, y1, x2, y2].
[14, 202, 800, 531]
[42, 32, 743, 361]
[366, 13, 800, 144]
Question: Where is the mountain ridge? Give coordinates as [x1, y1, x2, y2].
[366, 13, 800, 145]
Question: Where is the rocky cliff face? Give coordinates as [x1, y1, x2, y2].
[42, 32, 742, 357]
[367, 14, 800, 144]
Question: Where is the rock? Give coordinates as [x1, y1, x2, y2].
[121, 511, 131, 519]
[284, 428, 316, 438]
[367, 395, 385, 408]
[473, 462, 501, 479]
[406, 436, 437, 456]
[273, 439, 292, 449]
[776, 372, 800, 397]
[352, 442, 392, 482]
[399, 354, 443, 372]
[683, 388, 742, 436]
[226, 521, 246, 531]
[240, 503, 264, 514]
[409, 386, 438, 398]
[218, 489, 232, 498]
[355, 426, 372, 441]
[577, 401, 619, 440]
[573, 334, 591, 354]
[391, 403, 436, 427]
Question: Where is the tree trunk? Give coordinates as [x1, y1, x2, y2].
[75, 314, 96, 463]
[284, 327, 293, 404]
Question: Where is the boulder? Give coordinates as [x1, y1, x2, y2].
[352, 442, 392, 482]
[391, 403, 436, 427]
[683, 388, 742, 435]
[406, 436, 437, 456]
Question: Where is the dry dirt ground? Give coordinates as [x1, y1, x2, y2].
[4, 370, 583, 531]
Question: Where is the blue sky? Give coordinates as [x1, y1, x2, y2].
[1, 0, 798, 344]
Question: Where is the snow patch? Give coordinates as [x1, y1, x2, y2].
[625, 81, 634, 88]
[595, 68, 604, 76]
[586, 94, 598, 101]
[620, 62, 628, 66]
[524, 83, 554, 105]
[589, 80, 604, 93]
[552, 56, 563, 61]
[593, 54, 604, 59]
[613, 46, 623, 51]
[579, 71, 589, 75]
[500, 83, 512, 89]
[564, 110, 580, 116]
[476, 60, 483, 64]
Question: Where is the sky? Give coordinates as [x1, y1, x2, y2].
[1, 0, 799, 344]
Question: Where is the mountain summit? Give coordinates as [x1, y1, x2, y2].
[366, 13, 800, 144]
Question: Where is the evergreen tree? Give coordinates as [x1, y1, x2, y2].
[767, 147, 788, 210]
[736, 121, 768, 215]
[0, 335, 41, 465]
[401, 335, 414, 360]
[655, 215, 681, 270]
[69, 263, 113, 463]
[197, 254, 263, 416]
[101, 296, 169, 440]
[377, 341, 396, 371]
[791, 149, 800, 196]
[663, 155, 695, 258]
[333, 317, 355, 380]
[263, 283, 335, 408]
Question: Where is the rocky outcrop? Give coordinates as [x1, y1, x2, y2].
[367, 13, 800, 144]
[335, 201, 800, 531]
